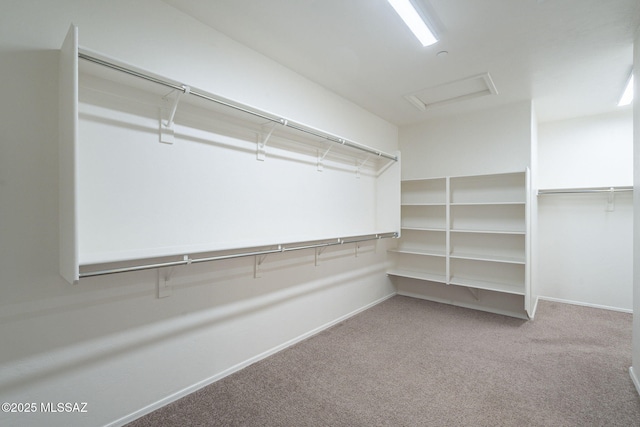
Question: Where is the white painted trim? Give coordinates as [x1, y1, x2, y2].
[106, 292, 396, 427]
[537, 296, 632, 314]
[396, 290, 529, 320]
[630, 367, 640, 397]
[528, 295, 540, 320]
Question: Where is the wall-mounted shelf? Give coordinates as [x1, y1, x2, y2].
[388, 170, 532, 316]
[81, 232, 398, 279]
[537, 186, 633, 195]
[538, 186, 632, 212]
[59, 25, 400, 284]
[78, 49, 398, 163]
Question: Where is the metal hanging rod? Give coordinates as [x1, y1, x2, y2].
[78, 51, 398, 162]
[79, 232, 398, 279]
[537, 186, 633, 195]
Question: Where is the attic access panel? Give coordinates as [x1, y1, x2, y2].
[405, 73, 498, 111]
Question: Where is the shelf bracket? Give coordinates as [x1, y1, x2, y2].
[315, 240, 340, 266]
[157, 268, 172, 298]
[376, 155, 397, 178]
[466, 287, 479, 300]
[159, 86, 190, 144]
[257, 119, 287, 161]
[314, 246, 324, 266]
[355, 154, 371, 179]
[156, 256, 187, 298]
[317, 140, 340, 171]
[606, 187, 615, 212]
[254, 247, 279, 278]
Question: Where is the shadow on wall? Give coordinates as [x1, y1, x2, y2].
[0, 255, 389, 395]
[0, 49, 61, 291]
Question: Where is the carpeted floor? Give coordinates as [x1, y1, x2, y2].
[127, 296, 640, 426]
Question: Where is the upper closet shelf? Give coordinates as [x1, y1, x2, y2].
[537, 186, 633, 195]
[77, 48, 398, 164]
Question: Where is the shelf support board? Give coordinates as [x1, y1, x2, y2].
[466, 287, 479, 300]
[607, 187, 615, 212]
[355, 154, 371, 179]
[314, 246, 327, 266]
[254, 247, 279, 278]
[159, 86, 190, 144]
[157, 267, 174, 298]
[317, 140, 340, 171]
[257, 119, 286, 161]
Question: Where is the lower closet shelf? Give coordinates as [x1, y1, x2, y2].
[449, 253, 525, 264]
[387, 269, 447, 284]
[448, 277, 525, 295]
[387, 269, 525, 296]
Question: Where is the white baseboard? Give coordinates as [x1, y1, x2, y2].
[537, 296, 632, 314]
[630, 367, 640, 398]
[107, 292, 396, 427]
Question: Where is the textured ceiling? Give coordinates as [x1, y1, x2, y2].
[163, 0, 640, 125]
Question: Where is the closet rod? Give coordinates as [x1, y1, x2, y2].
[79, 232, 398, 279]
[537, 186, 633, 195]
[78, 52, 398, 162]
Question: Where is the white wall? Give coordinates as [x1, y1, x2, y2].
[0, 1, 398, 426]
[537, 111, 633, 311]
[537, 111, 633, 189]
[75, 68, 396, 264]
[399, 101, 533, 179]
[529, 105, 540, 315]
[631, 25, 640, 396]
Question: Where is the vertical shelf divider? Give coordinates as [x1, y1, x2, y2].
[59, 24, 80, 284]
[445, 176, 451, 285]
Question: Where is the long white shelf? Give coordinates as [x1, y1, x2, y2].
[401, 226, 446, 232]
[449, 252, 525, 264]
[387, 269, 447, 284]
[450, 228, 525, 235]
[448, 277, 525, 296]
[81, 232, 398, 279]
[78, 48, 398, 163]
[387, 271, 525, 296]
[537, 186, 633, 195]
[388, 248, 447, 257]
[450, 201, 525, 206]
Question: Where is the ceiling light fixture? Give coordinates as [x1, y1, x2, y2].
[387, 0, 438, 47]
[618, 74, 634, 106]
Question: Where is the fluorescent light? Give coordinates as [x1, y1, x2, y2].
[388, 0, 438, 47]
[618, 74, 634, 106]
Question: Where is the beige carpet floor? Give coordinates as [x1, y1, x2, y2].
[127, 296, 640, 426]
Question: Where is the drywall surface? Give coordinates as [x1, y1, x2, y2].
[537, 110, 633, 189]
[537, 193, 633, 311]
[537, 111, 633, 311]
[632, 25, 640, 395]
[399, 101, 533, 179]
[0, 1, 397, 426]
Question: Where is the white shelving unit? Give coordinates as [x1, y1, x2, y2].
[388, 177, 448, 283]
[58, 25, 400, 284]
[388, 170, 532, 316]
